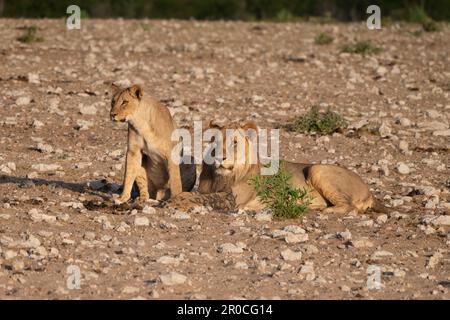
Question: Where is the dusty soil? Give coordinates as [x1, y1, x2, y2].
[0, 19, 449, 300]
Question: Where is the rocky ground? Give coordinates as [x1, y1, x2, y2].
[0, 19, 449, 300]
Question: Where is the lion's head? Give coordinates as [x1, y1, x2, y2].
[110, 84, 143, 122]
[199, 121, 260, 193]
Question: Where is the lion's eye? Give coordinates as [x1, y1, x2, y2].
[122, 101, 128, 106]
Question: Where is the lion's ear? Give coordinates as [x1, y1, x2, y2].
[242, 121, 258, 132]
[110, 83, 122, 95]
[130, 84, 143, 100]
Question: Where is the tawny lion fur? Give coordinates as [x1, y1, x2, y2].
[110, 84, 195, 203]
[170, 121, 386, 214]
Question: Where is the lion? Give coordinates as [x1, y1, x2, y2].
[189, 121, 387, 214]
[110, 84, 195, 203]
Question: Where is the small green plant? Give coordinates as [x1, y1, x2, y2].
[291, 106, 347, 135]
[138, 22, 151, 31]
[276, 9, 295, 22]
[315, 32, 334, 45]
[249, 163, 312, 219]
[341, 40, 382, 55]
[17, 26, 43, 44]
[407, 5, 440, 32]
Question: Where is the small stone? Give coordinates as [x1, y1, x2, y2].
[299, 262, 315, 281]
[432, 129, 450, 137]
[218, 243, 245, 254]
[376, 214, 388, 224]
[3, 250, 17, 260]
[396, 163, 410, 175]
[336, 230, 352, 241]
[31, 163, 62, 172]
[234, 262, 249, 270]
[32, 120, 44, 129]
[75, 119, 92, 131]
[398, 140, 409, 152]
[16, 96, 31, 106]
[36, 142, 53, 153]
[159, 272, 187, 286]
[340, 285, 351, 292]
[172, 211, 190, 220]
[79, 104, 97, 115]
[285, 233, 308, 244]
[134, 216, 150, 227]
[371, 250, 394, 259]
[283, 225, 306, 234]
[122, 286, 140, 294]
[352, 238, 374, 248]
[427, 251, 443, 269]
[431, 215, 450, 227]
[157, 256, 180, 265]
[142, 206, 156, 215]
[27, 73, 40, 84]
[254, 212, 272, 222]
[281, 249, 302, 261]
[378, 122, 392, 137]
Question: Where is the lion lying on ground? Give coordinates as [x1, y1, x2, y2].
[167, 121, 386, 214]
[110, 84, 196, 203]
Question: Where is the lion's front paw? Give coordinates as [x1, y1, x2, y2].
[114, 195, 130, 205]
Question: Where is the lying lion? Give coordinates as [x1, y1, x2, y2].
[168, 121, 386, 214]
[110, 84, 196, 203]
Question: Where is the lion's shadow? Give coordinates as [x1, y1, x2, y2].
[0, 174, 122, 201]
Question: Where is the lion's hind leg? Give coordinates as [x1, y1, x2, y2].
[308, 165, 358, 214]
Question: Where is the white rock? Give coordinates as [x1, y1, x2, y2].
[31, 163, 62, 172]
[159, 272, 187, 286]
[336, 230, 352, 241]
[16, 96, 31, 106]
[142, 206, 156, 215]
[75, 119, 92, 131]
[134, 216, 150, 227]
[36, 142, 53, 153]
[218, 243, 245, 254]
[172, 211, 190, 220]
[32, 120, 44, 128]
[283, 225, 306, 234]
[281, 249, 302, 261]
[427, 251, 443, 269]
[122, 286, 140, 294]
[376, 214, 388, 224]
[79, 104, 97, 115]
[378, 122, 392, 137]
[431, 215, 450, 226]
[234, 262, 249, 270]
[27, 73, 40, 84]
[398, 140, 409, 152]
[254, 212, 272, 222]
[396, 163, 410, 175]
[285, 233, 308, 244]
[352, 238, 374, 248]
[432, 129, 450, 137]
[157, 256, 180, 265]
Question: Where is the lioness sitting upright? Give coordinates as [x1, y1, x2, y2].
[197, 121, 386, 214]
[110, 84, 195, 203]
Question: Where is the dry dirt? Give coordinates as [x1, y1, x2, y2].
[0, 19, 449, 300]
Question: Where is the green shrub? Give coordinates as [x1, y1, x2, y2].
[249, 162, 312, 219]
[341, 40, 382, 55]
[408, 5, 441, 32]
[314, 32, 334, 45]
[291, 106, 347, 135]
[275, 9, 295, 22]
[17, 26, 43, 44]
